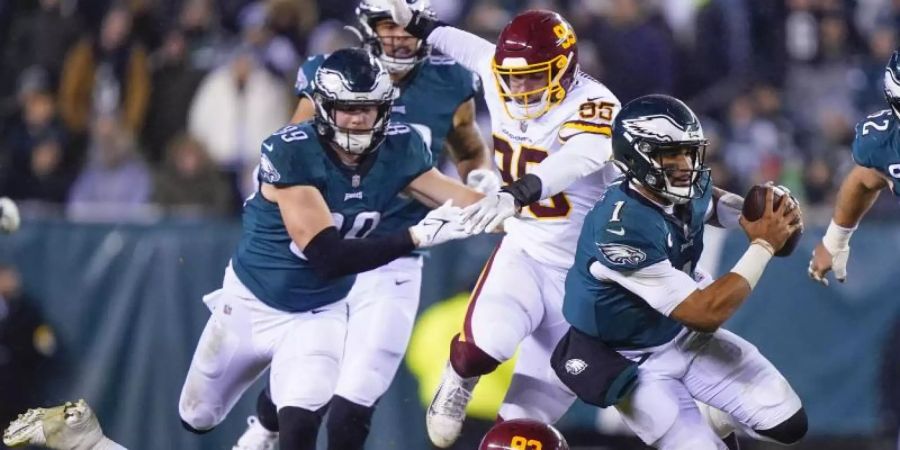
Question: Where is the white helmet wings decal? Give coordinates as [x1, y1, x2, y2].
[621, 114, 703, 143]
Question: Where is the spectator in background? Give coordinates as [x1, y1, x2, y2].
[141, 29, 206, 163]
[3, 131, 72, 204]
[153, 134, 232, 217]
[238, 1, 299, 80]
[0, 263, 56, 448]
[267, 0, 318, 63]
[854, 23, 897, 114]
[1, 0, 81, 95]
[188, 47, 289, 196]
[179, 0, 230, 72]
[580, 0, 675, 104]
[58, 5, 150, 136]
[66, 115, 152, 221]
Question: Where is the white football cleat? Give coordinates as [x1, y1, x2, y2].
[232, 416, 278, 450]
[4, 406, 49, 447]
[426, 364, 479, 448]
[4, 399, 104, 450]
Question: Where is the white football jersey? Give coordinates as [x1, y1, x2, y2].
[483, 71, 621, 268]
[428, 26, 622, 269]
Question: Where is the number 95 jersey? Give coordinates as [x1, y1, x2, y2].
[852, 109, 900, 197]
[484, 71, 622, 269]
[232, 122, 432, 313]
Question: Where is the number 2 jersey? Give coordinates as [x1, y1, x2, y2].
[852, 108, 900, 197]
[425, 27, 622, 269]
[232, 122, 432, 313]
[295, 53, 478, 235]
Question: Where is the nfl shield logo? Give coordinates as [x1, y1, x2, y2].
[352, 175, 361, 188]
[519, 121, 528, 132]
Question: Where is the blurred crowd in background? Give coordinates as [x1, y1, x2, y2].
[1, 0, 900, 222]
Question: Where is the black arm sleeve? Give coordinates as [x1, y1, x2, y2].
[501, 173, 543, 208]
[303, 227, 416, 280]
[404, 10, 446, 39]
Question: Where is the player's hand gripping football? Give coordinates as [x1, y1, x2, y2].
[410, 200, 469, 248]
[461, 191, 517, 234]
[466, 169, 501, 194]
[739, 186, 802, 254]
[809, 239, 850, 287]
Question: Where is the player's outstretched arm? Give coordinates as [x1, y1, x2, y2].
[809, 165, 888, 285]
[384, 0, 493, 74]
[404, 168, 484, 209]
[265, 183, 419, 278]
[445, 99, 498, 192]
[673, 188, 801, 331]
[706, 187, 743, 229]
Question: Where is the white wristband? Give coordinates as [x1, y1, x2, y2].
[822, 219, 855, 253]
[729, 241, 773, 289]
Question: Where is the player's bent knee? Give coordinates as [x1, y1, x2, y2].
[326, 396, 375, 450]
[450, 334, 501, 378]
[178, 395, 222, 433]
[755, 408, 807, 445]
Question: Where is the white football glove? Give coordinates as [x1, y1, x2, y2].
[410, 200, 469, 248]
[461, 191, 517, 234]
[0, 197, 20, 234]
[466, 169, 501, 194]
[383, 0, 413, 27]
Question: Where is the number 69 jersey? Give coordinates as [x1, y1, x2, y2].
[232, 121, 432, 313]
[485, 71, 622, 269]
[852, 109, 900, 197]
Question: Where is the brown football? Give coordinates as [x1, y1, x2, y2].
[741, 185, 802, 257]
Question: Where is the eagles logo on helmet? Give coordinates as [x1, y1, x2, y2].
[492, 10, 580, 120]
[479, 419, 569, 450]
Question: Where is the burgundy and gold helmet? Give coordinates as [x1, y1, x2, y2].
[492, 10, 579, 120]
[479, 419, 569, 450]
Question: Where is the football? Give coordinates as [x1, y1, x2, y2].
[741, 185, 802, 257]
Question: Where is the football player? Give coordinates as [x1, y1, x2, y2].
[177, 49, 483, 450]
[234, 1, 497, 449]
[809, 49, 900, 286]
[382, 2, 625, 447]
[557, 94, 806, 450]
[3, 399, 125, 450]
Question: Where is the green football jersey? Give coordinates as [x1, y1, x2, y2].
[232, 121, 432, 312]
[296, 53, 479, 235]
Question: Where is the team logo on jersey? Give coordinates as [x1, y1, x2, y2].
[598, 243, 647, 266]
[565, 358, 588, 375]
[621, 114, 700, 144]
[259, 154, 281, 183]
[344, 191, 364, 201]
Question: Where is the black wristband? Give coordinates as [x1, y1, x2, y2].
[500, 174, 543, 208]
[405, 10, 445, 39]
[304, 226, 416, 279]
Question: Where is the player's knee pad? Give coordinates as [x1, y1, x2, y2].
[178, 395, 221, 433]
[450, 334, 501, 378]
[278, 406, 326, 450]
[754, 408, 807, 445]
[325, 396, 375, 450]
[257, 387, 279, 432]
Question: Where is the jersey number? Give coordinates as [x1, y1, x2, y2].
[494, 135, 571, 219]
[610, 200, 625, 222]
[274, 125, 309, 142]
[862, 110, 891, 135]
[510, 436, 543, 450]
[332, 212, 381, 239]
